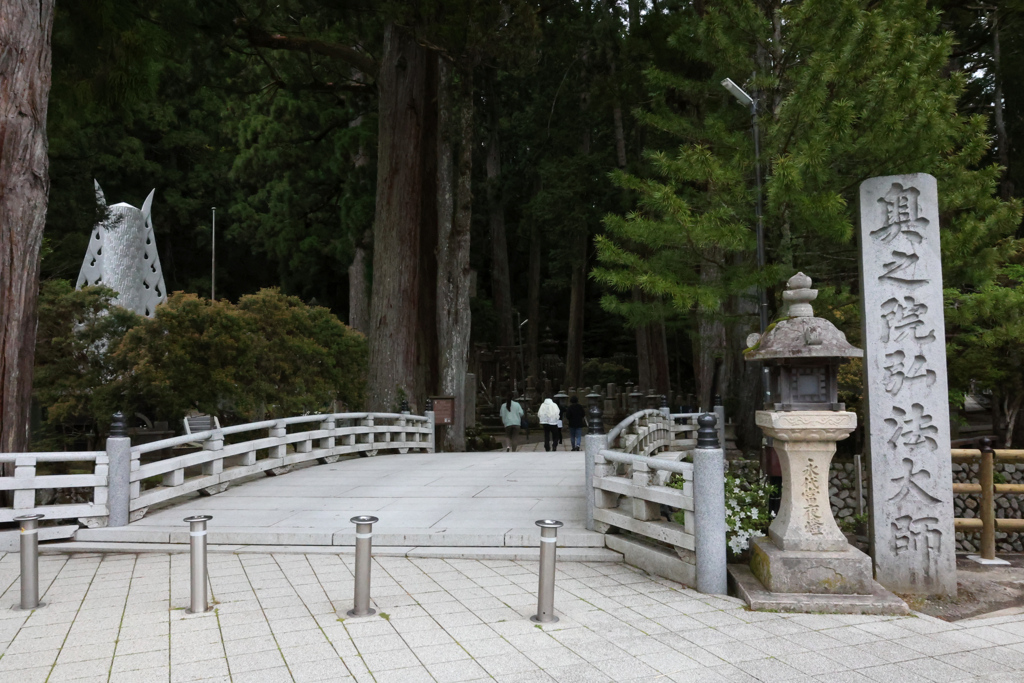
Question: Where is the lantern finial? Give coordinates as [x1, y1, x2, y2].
[783, 272, 817, 317]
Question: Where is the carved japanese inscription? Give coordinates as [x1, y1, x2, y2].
[860, 174, 956, 597]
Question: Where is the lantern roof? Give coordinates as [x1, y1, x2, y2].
[744, 273, 863, 362]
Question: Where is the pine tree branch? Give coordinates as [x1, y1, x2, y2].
[236, 19, 377, 78]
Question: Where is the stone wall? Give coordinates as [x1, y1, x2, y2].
[725, 456, 1024, 552]
[725, 457, 867, 524]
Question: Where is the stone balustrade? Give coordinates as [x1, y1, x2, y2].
[0, 411, 434, 529]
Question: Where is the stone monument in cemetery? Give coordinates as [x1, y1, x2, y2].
[76, 181, 167, 318]
[729, 273, 907, 614]
[859, 173, 956, 597]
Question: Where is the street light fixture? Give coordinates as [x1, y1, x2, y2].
[722, 76, 770, 408]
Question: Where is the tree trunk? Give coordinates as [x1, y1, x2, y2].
[347, 229, 371, 334]
[526, 219, 541, 384]
[647, 319, 671, 397]
[1, 0, 54, 463]
[436, 59, 473, 452]
[565, 241, 587, 388]
[487, 107, 514, 348]
[693, 249, 724, 411]
[993, 11, 1014, 201]
[368, 24, 433, 411]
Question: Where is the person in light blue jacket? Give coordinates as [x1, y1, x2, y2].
[499, 392, 524, 452]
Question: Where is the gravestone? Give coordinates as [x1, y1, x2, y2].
[859, 173, 956, 597]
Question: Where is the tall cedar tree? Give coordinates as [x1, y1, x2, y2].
[595, 0, 1022, 447]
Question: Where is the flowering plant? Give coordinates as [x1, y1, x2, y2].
[725, 473, 777, 557]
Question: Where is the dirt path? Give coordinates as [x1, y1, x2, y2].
[902, 554, 1024, 621]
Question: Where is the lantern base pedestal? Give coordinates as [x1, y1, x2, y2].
[728, 563, 909, 616]
[749, 536, 874, 595]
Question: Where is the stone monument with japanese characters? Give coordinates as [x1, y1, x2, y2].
[859, 173, 956, 598]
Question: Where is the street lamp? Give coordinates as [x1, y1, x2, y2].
[722, 77, 770, 407]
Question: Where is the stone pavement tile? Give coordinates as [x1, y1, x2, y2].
[524, 645, 588, 669]
[858, 662, 933, 683]
[47, 657, 113, 682]
[594, 654, 660, 679]
[120, 621, 171, 640]
[424, 658, 492, 682]
[491, 671, 555, 683]
[2, 633, 68, 655]
[227, 649, 287, 674]
[402, 627, 458, 648]
[412, 642, 470, 665]
[975, 643, 1024, 668]
[224, 636, 277, 656]
[857, 639, 927, 664]
[279, 642, 339, 664]
[57, 641, 118, 664]
[359, 646, 421, 672]
[351, 633, 407, 653]
[892, 655, 971, 683]
[736, 656, 808, 682]
[778, 651, 848, 676]
[476, 651, 541, 676]
[171, 642, 225, 665]
[287, 657, 354, 682]
[701, 641, 766, 665]
[898, 631, 990, 657]
[342, 618, 394, 638]
[935, 651, 1013, 676]
[0, 649, 59, 672]
[543, 662, 614, 682]
[63, 627, 121, 648]
[961, 624, 1024, 646]
[783, 629, 844, 651]
[109, 664, 169, 682]
[505, 630, 561, 652]
[822, 645, 888, 669]
[111, 649, 170, 673]
[677, 626, 736, 647]
[626, 651, 692, 679]
[745, 635, 810, 657]
[229, 666, 294, 683]
[445, 623, 499, 642]
[461, 635, 517, 658]
[822, 626, 882, 646]
[754, 618, 811, 637]
[372, 664, 435, 683]
[0, 663, 53, 683]
[899, 616, 956, 635]
[118, 634, 171, 655]
[219, 621, 273, 641]
[813, 671, 874, 683]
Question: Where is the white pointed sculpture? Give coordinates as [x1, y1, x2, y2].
[76, 181, 167, 317]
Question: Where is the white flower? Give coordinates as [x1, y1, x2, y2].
[750, 507, 759, 518]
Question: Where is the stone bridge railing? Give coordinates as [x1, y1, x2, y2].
[585, 409, 722, 588]
[1, 411, 434, 528]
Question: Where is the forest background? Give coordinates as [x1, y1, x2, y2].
[5, 0, 1024, 453]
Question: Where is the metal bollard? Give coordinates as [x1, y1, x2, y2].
[531, 519, 563, 623]
[15, 514, 45, 610]
[348, 515, 378, 617]
[184, 515, 213, 613]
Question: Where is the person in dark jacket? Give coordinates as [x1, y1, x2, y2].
[565, 396, 587, 451]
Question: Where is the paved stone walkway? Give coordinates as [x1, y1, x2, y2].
[78, 451, 602, 550]
[2, 550, 1024, 682]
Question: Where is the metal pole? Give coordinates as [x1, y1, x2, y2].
[348, 515, 378, 616]
[980, 438, 996, 561]
[184, 515, 212, 613]
[531, 519, 563, 623]
[751, 99, 772, 410]
[211, 207, 216, 301]
[15, 514, 44, 610]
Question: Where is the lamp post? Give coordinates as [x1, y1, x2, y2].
[722, 77, 770, 408]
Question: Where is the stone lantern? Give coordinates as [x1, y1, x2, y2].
[735, 273, 905, 613]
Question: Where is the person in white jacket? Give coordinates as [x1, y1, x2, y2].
[537, 397, 561, 452]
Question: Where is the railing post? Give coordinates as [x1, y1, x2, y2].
[106, 412, 132, 527]
[584, 397, 606, 531]
[531, 519, 563, 623]
[184, 515, 212, 613]
[981, 437, 996, 561]
[15, 514, 44, 610]
[713, 395, 726, 452]
[693, 413, 727, 595]
[348, 515, 378, 616]
[425, 400, 436, 452]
